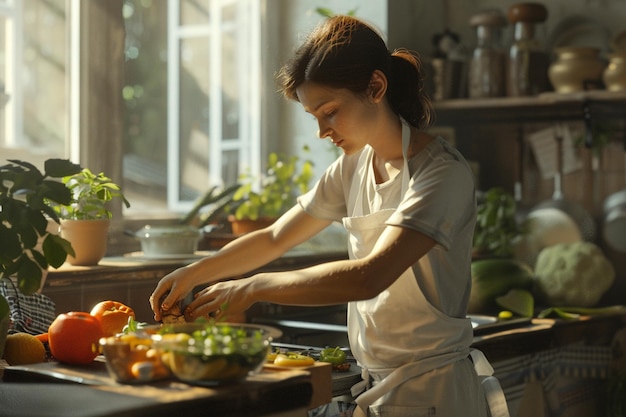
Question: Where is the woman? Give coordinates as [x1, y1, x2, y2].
[151, 16, 502, 417]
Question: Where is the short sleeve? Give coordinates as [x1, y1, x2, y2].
[386, 140, 476, 250]
[297, 151, 362, 222]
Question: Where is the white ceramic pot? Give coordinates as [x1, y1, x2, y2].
[135, 225, 201, 257]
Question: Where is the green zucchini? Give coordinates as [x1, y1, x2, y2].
[468, 258, 534, 314]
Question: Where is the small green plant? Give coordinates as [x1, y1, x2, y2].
[473, 187, 526, 258]
[51, 168, 130, 220]
[315, 7, 358, 18]
[230, 149, 314, 221]
[0, 159, 81, 296]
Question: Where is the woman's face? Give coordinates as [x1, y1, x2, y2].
[296, 81, 379, 156]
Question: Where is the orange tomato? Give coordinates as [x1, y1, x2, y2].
[90, 300, 135, 337]
[48, 312, 104, 365]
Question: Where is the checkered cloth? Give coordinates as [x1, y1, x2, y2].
[0, 279, 56, 335]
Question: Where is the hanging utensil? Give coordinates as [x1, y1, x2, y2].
[514, 127, 531, 224]
[602, 131, 626, 252]
[531, 123, 597, 241]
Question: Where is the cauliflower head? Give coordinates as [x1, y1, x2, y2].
[534, 242, 615, 307]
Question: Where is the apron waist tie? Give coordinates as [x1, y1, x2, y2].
[353, 349, 468, 411]
[470, 349, 510, 417]
[351, 349, 510, 417]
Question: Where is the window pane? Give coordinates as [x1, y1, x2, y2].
[180, 0, 210, 26]
[0, 15, 8, 142]
[179, 36, 210, 200]
[23, 0, 66, 153]
[0, 0, 67, 161]
[221, 148, 238, 187]
[122, 0, 169, 214]
[221, 15, 238, 140]
[122, 0, 259, 216]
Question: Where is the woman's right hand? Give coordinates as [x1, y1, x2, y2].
[149, 265, 199, 322]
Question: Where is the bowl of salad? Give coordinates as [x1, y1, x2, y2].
[151, 322, 281, 384]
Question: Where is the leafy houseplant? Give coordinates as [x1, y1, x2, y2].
[1, 159, 81, 352]
[52, 168, 130, 220]
[473, 187, 526, 259]
[50, 168, 130, 266]
[229, 150, 314, 233]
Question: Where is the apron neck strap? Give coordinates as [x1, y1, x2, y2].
[400, 118, 411, 192]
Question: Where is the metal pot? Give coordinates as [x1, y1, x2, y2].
[603, 190, 626, 252]
[531, 127, 597, 241]
[602, 136, 626, 252]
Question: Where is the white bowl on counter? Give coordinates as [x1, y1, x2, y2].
[134, 225, 201, 257]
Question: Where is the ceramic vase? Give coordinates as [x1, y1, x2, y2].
[603, 53, 626, 92]
[60, 218, 110, 266]
[548, 47, 606, 93]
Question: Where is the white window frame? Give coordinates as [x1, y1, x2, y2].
[0, 0, 22, 148]
[167, 0, 260, 212]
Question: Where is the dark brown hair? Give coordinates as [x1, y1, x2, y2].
[277, 15, 432, 129]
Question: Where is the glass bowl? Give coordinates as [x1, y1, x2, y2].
[99, 331, 171, 384]
[150, 322, 281, 385]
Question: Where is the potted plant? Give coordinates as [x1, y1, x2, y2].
[50, 168, 130, 266]
[472, 187, 526, 259]
[1, 158, 81, 354]
[228, 149, 314, 235]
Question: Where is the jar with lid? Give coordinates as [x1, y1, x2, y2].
[506, 3, 550, 96]
[468, 9, 507, 98]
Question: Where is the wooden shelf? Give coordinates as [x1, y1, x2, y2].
[433, 91, 626, 125]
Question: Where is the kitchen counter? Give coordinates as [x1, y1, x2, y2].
[1, 359, 316, 417]
[252, 303, 626, 416]
[35, 252, 626, 416]
[43, 250, 348, 322]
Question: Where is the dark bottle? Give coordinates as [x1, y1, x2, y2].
[506, 3, 550, 96]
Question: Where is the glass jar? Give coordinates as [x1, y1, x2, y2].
[468, 9, 507, 98]
[506, 3, 550, 96]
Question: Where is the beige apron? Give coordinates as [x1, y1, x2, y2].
[342, 120, 509, 417]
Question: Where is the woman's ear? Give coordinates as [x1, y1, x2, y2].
[368, 70, 387, 103]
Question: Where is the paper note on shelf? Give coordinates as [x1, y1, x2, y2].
[527, 123, 583, 180]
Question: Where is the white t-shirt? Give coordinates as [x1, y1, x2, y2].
[297, 137, 476, 318]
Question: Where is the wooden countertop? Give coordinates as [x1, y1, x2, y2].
[1, 359, 315, 417]
[45, 250, 348, 288]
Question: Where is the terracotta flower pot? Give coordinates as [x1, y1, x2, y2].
[60, 219, 110, 266]
[228, 216, 277, 236]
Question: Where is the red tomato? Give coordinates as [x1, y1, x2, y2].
[90, 300, 135, 337]
[48, 312, 104, 365]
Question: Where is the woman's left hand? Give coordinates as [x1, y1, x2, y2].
[184, 278, 253, 321]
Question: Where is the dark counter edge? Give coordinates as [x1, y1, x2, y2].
[0, 378, 312, 417]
